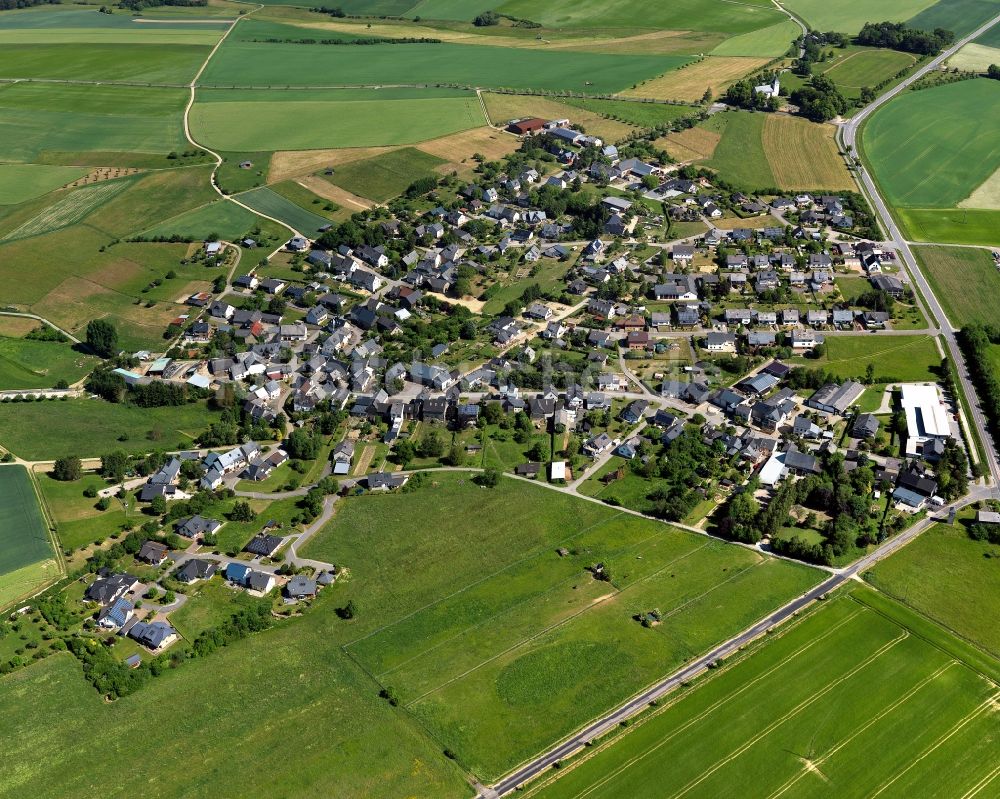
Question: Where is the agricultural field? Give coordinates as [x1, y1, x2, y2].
[781, 0, 938, 33]
[791, 335, 940, 383]
[0, 465, 58, 610]
[558, 98, 699, 129]
[35, 470, 126, 554]
[3, 178, 135, 241]
[821, 47, 917, 99]
[190, 88, 485, 151]
[529, 589, 1000, 799]
[913, 245, 1000, 326]
[710, 19, 802, 57]
[200, 41, 684, 94]
[949, 41, 1000, 71]
[0, 165, 88, 205]
[322, 147, 447, 202]
[142, 199, 273, 242]
[623, 56, 770, 102]
[868, 520, 1000, 658]
[0, 398, 222, 461]
[302, 473, 821, 778]
[0, 43, 211, 84]
[0, 84, 190, 165]
[0, 332, 97, 391]
[761, 115, 853, 190]
[907, 0, 1000, 38]
[864, 80, 1000, 242]
[236, 186, 333, 234]
[702, 112, 776, 190]
[897, 207, 1000, 247]
[656, 125, 723, 162]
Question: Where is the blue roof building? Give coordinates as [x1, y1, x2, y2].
[225, 562, 251, 585]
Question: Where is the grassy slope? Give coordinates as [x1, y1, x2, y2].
[0, 336, 97, 390]
[237, 186, 332, 235]
[791, 335, 940, 382]
[782, 0, 937, 33]
[0, 164, 88, 205]
[912, 244, 1000, 326]
[703, 111, 776, 190]
[327, 147, 446, 202]
[867, 522, 1000, 657]
[36, 471, 127, 553]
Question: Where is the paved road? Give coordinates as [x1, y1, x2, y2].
[839, 12, 1000, 483]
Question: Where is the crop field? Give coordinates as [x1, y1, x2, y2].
[864, 80, 1000, 209]
[0, 165, 88, 205]
[236, 186, 332, 234]
[35, 471, 126, 553]
[0, 610, 469, 798]
[190, 88, 485, 151]
[0, 465, 58, 610]
[703, 112, 776, 190]
[0, 398, 222, 460]
[912, 245, 1000, 327]
[950, 41, 1000, 71]
[302, 473, 821, 778]
[4, 179, 135, 242]
[781, 0, 938, 33]
[656, 125, 723, 162]
[529, 590, 1000, 799]
[822, 48, 916, 92]
[201, 41, 684, 94]
[792, 335, 940, 383]
[623, 56, 769, 102]
[907, 0, 1000, 38]
[0, 84, 189, 164]
[142, 199, 270, 241]
[0, 42, 210, 84]
[897, 207, 1000, 247]
[761, 115, 853, 190]
[710, 19, 801, 57]
[0, 335, 97, 391]
[323, 147, 447, 202]
[868, 521, 1000, 658]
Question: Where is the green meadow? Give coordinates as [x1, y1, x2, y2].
[325, 147, 447, 202]
[913, 245, 1000, 326]
[237, 186, 332, 234]
[0, 335, 97, 390]
[35, 470, 127, 553]
[190, 88, 485, 151]
[0, 164, 88, 205]
[897, 207, 1000, 247]
[200, 40, 684, 93]
[781, 0, 938, 33]
[0, 465, 57, 609]
[702, 111, 776, 190]
[303, 473, 820, 778]
[142, 199, 274, 241]
[907, 0, 1000, 37]
[0, 43, 210, 84]
[531, 590, 1000, 799]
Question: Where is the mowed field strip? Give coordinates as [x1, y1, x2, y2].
[302, 474, 821, 779]
[4, 179, 134, 241]
[912, 245, 1000, 326]
[0, 465, 59, 610]
[529, 592, 1000, 799]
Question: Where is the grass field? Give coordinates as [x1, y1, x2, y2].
[0, 465, 58, 610]
[142, 198, 274, 241]
[782, 0, 938, 33]
[703, 111, 776, 190]
[0, 164, 88, 205]
[623, 56, 770, 102]
[302, 473, 821, 778]
[761, 115, 853, 190]
[907, 0, 1000, 37]
[822, 47, 916, 93]
[792, 335, 940, 383]
[323, 147, 447, 202]
[912, 245, 1000, 327]
[190, 87, 485, 151]
[530, 589, 1000, 799]
[35, 470, 126, 553]
[236, 186, 333, 234]
[949, 41, 1000, 71]
[0, 42, 210, 84]
[558, 98, 699, 129]
[710, 19, 801, 57]
[0, 398, 221, 460]
[201, 41, 685, 93]
[864, 80, 1000, 209]
[3, 178, 135, 241]
[868, 521, 1000, 658]
[0, 83, 189, 164]
[656, 125, 723, 162]
[897, 207, 1000, 247]
[0, 335, 97, 390]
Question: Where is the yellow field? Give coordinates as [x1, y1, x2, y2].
[623, 56, 770, 101]
[762, 115, 854, 191]
[297, 176, 374, 212]
[481, 93, 638, 143]
[268, 146, 395, 183]
[712, 213, 777, 229]
[948, 42, 1000, 72]
[960, 165, 1000, 210]
[415, 126, 520, 175]
[655, 126, 723, 162]
[0, 316, 41, 337]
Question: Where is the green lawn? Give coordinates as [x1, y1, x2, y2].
[169, 578, 257, 640]
[793, 335, 940, 383]
[867, 521, 1000, 658]
[0, 335, 97, 390]
[190, 87, 485, 151]
[703, 111, 776, 190]
[898, 207, 1000, 247]
[302, 473, 821, 778]
[35, 470, 126, 553]
[327, 147, 447, 202]
[0, 465, 58, 609]
[0, 83, 189, 164]
[0, 398, 222, 460]
[913, 244, 1000, 326]
[864, 80, 1000, 210]
[532, 589, 1000, 799]
[200, 41, 686, 94]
